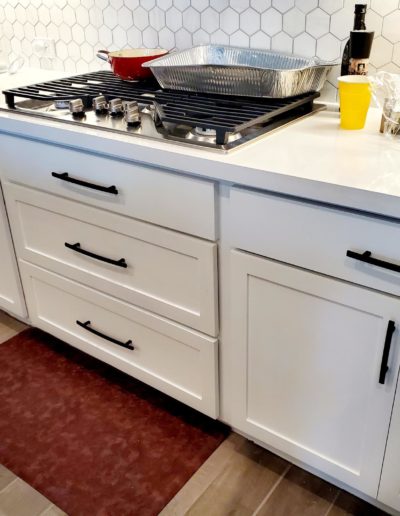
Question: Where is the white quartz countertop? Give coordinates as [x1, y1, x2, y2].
[1, 68, 400, 219]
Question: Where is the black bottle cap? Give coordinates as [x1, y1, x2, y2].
[350, 30, 374, 58]
[355, 4, 367, 14]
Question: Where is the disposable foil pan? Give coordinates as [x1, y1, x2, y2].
[144, 45, 336, 98]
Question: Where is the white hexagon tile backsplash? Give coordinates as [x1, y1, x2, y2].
[0, 0, 400, 101]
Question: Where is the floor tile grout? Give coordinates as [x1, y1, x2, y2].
[252, 463, 292, 516]
[323, 489, 341, 516]
[160, 433, 247, 515]
[0, 476, 18, 495]
[38, 503, 61, 516]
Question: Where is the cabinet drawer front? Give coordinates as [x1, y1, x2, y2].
[20, 261, 218, 418]
[0, 134, 216, 240]
[230, 250, 400, 496]
[6, 183, 218, 336]
[231, 187, 400, 296]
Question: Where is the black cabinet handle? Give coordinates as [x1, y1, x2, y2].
[379, 320, 396, 385]
[346, 250, 400, 274]
[76, 320, 134, 350]
[52, 172, 118, 195]
[65, 242, 127, 268]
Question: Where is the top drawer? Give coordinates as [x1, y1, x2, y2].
[0, 134, 217, 240]
[231, 187, 400, 297]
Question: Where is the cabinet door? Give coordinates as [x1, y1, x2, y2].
[378, 376, 400, 511]
[229, 250, 400, 497]
[0, 186, 26, 318]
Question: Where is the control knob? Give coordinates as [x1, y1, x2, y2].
[69, 98, 85, 117]
[92, 95, 107, 114]
[109, 98, 123, 117]
[125, 101, 141, 127]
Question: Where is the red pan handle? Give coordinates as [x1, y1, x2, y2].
[96, 50, 110, 62]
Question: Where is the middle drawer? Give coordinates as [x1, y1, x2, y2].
[5, 182, 218, 336]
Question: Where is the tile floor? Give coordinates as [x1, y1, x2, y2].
[0, 311, 389, 516]
[162, 433, 388, 516]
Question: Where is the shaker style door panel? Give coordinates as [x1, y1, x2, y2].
[0, 185, 26, 317]
[229, 249, 400, 497]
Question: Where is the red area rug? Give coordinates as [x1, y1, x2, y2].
[0, 328, 228, 515]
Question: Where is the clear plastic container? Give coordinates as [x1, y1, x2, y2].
[371, 71, 400, 138]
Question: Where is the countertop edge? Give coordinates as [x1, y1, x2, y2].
[1, 108, 400, 221]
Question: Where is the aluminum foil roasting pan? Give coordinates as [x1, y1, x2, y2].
[144, 45, 336, 98]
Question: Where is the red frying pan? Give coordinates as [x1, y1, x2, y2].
[97, 48, 168, 81]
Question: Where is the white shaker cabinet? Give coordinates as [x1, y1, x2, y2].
[0, 185, 26, 318]
[378, 378, 400, 511]
[229, 249, 400, 497]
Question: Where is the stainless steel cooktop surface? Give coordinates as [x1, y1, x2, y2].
[1, 71, 324, 152]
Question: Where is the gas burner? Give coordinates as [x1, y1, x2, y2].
[54, 99, 70, 109]
[186, 126, 242, 144]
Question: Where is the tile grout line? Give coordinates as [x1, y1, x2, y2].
[322, 489, 341, 516]
[38, 503, 61, 516]
[0, 476, 18, 495]
[251, 464, 291, 516]
[160, 434, 240, 515]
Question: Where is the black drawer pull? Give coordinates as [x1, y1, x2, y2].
[52, 172, 118, 195]
[65, 242, 127, 268]
[77, 320, 134, 350]
[379, 320, 396, 385]
[346, 250, 400, 274]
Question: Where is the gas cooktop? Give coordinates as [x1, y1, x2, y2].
[2, 70, 322, 152]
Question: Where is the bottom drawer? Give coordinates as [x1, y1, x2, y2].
[19, 261, 218, 418]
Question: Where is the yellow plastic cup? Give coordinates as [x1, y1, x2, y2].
[338, 75, 371, 130]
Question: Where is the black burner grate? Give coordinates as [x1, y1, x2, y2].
[3, 70, 161, 107]
[3, 70, 320, 145]
[155, 91, 319, 144]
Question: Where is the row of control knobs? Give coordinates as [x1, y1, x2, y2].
[69, 96, 140, 126]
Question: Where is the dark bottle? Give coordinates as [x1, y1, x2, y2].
[341, 4, 367, 76]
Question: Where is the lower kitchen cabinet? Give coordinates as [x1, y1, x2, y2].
[378, 376, 400, 511]
[19, 261, 218, 418]
[229, 249, 400, 497]
[4, 182, 218, 336]
[0, 185, 26, 318]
